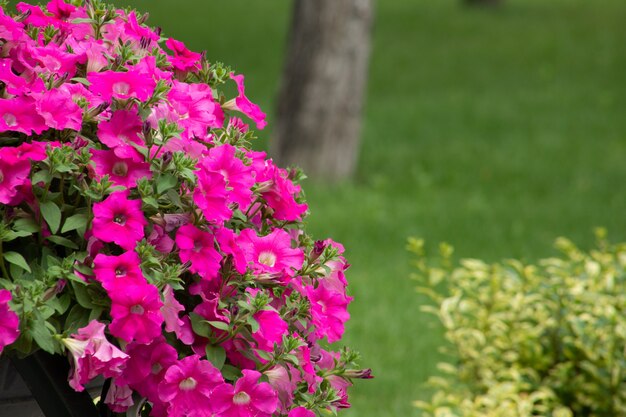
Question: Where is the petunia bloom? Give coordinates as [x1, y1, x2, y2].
[211, 369, 278, 417]
[108, 283, 164, 344]
[158, 355, 224, 417]
[0, 290, 19, 354]
[62, 320, 129, 392]
[91, 191, 147, 250]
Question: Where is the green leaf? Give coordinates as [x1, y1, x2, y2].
[221, 364, 243, 381]
[189, 312, 211, 338]
[29, 317, 57, 354]
[70, 76, 91, 85]
[208, 320, 231, 332]
[61, 213, 87, 234]
[247, 316, 260, 333]
[205, 345, 226, 370]
[64, 305, 91, 334]
[70, 280, 95, 309]
[156, 174, 178, 194]
[3, 251, 31, 273]
[46, 235, 79, 249]
[39, 201, 62, 234]
[13, 217, 39, 233]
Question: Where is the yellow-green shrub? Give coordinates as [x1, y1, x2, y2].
[410, 230, 626, 417]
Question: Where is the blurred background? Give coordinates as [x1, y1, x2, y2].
[12, 0, 626, 415]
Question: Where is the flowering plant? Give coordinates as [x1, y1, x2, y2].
[0, 1, 371, 416]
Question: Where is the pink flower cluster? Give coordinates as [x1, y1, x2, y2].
[0, 1, 369, 416]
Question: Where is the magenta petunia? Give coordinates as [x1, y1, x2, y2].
[158, 355, 224, 417]
[147, 225, 175, 254]
[93, 251, 146, 292]
[0, 290, 19, 354]
[62, 320, 129, 392]
[91, 191, 147, 250]
[202, 144, 255, 209]
[261, 164, 308, 222]
[162, 80, 224, 139]
[90, 149, 152, 189]
[104, 379, 134, 413]
[108, 283, 164, 344]
[229, 73, 267, 130]
[0, 148, 32, 205]
[175, 224, 222, 281]
[166, 38, 202, 73]
[88, 69, 156, 102]
[289, 407, 316, 417]
[193, 169, 232, 225]
[36, 88, 83, 131]
[211, 369, 278, 417]
[161, 285, 194, 345]
[238, 228, 304, 278]
[119, 339, 178, 402]
[252, 309, 288, 352]
[97, 109, 145, 158]
[305, 284, 352, 343]
[0, 96, 47, 135]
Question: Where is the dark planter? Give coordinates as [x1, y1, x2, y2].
[0, 352, 101, 417]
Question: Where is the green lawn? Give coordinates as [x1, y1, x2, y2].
[12, 0, 626, 415]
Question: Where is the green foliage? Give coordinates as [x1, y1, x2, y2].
[410, 230, 626, 417]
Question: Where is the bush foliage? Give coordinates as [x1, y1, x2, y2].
[410, 230, 626, 417]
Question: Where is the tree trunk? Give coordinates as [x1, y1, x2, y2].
[272, 0, 373, 182]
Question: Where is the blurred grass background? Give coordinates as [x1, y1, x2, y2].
[10, 0, 626, 415]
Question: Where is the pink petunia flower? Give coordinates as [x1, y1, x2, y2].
[159, 80, 224, 139]
[161, 285, 194, 345]
[158, 355, 224, 417]
[238, 229, 304, 278]
[228, 73, 267, 130]
[193, 170, 232, 225]
[119, 339, 178, 402]
[90, 149, 152, 189]
[97, 109, 145, 159]
[305, 284, 352, 343]
[93, 251, 146, 292]
[0, 148, 32, 205]
[175, 224, 222, 281]
[108, 282, 164, 344]
[0, 290, 19, 354]
[36, 89, 83, 131]
[91, 191, 147, 250]
[147, 225, 175, 254]
[0, 96, 47, 135]
[104, 379, 134, 413]
[261, 164, 308, 222]
[88, 69, 156, 102]
[211, 369, 278, 417]
[201, 144, 255, 209]
[252, 309, 288, 352]
[166, 38, 202, 73]
[288, 407, 316, 417]
[62, 320, 129, 392]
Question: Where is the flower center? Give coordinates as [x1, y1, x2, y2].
[112, 161, 128, 177]
[151, 363, 163, 374]
[113, 214, 126, 225]
[193, 240, 204, 253]
[130, 304, 144, 315]
[3, 113, 17, 127]
[0, 169, 4, 184]
[178, 377, 197, 391]
[113, 81, 131, 96]
[258, 251, 277, 267]
[115, 267, 126, 277]
[233, 391, 251, 405]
